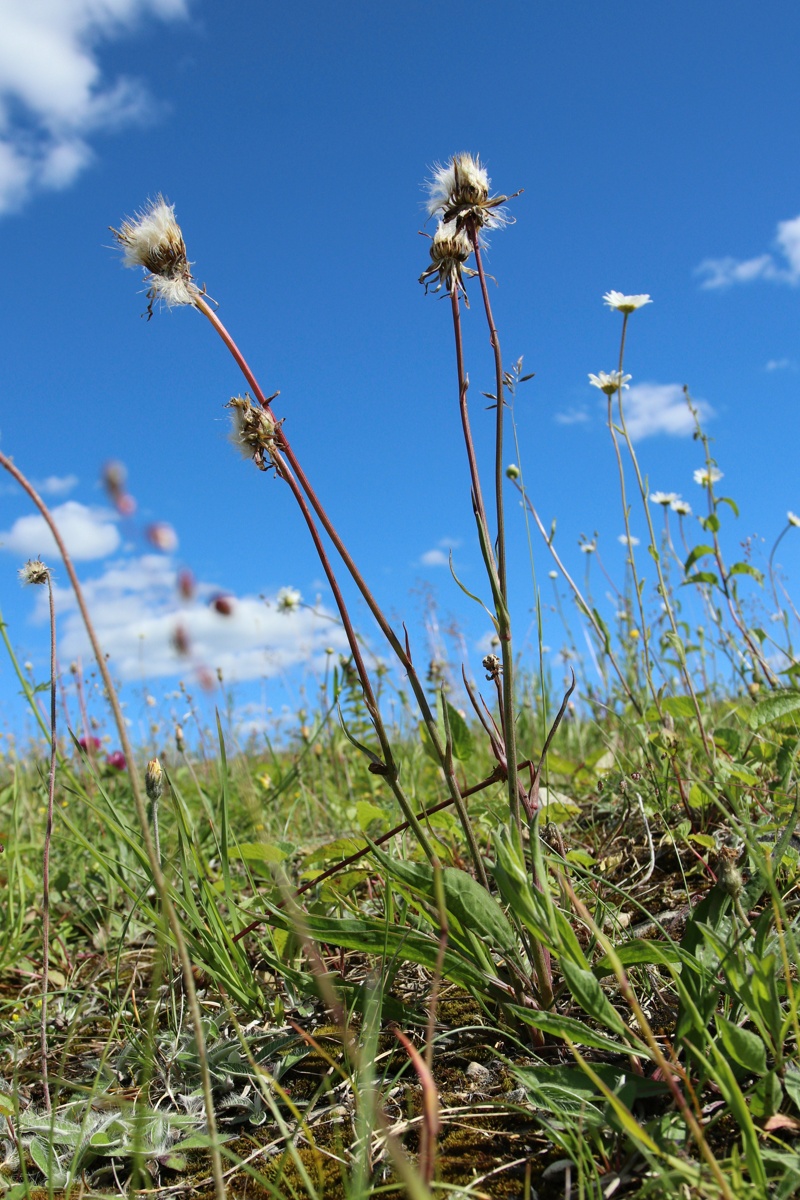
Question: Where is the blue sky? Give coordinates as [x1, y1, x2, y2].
[1, 0, 799, 745]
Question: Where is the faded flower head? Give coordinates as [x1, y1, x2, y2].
[276, 587, 301, 612]
[426, 152, 514, 233]
[671, 499, 692, 516]
[419, 219, 476, 299]
[694, 466, 723, 487]
[650, 491, 679, 506]
[227, 394, 280, 472]
[603, 291, 652, 314]
[589, 371, 631, 395]
[112, 196, 199, 313]
[145, 758, 163, 802]
[788, 511, 800, 528]
[19, 558, 50, 586]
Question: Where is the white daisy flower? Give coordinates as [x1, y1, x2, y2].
[276, 587, 302, 612]
[603, 291, 652, 313]
[618, 534, 640, 547]
[671, 499, 692, 516]
[650, 491, 679, 506]
[693, 467, 723, 487]
[589, 370, 631, 395]
[788, 511, 800, 527]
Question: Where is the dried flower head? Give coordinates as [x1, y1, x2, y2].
[112, 196, 199, 315]
[227, 394, 280, 472]
[19, 558, 50, 586]
[426, 153, 515, 233]
[482, 653, 502, 680]
[145, 757, 163, 802]
[419, 220, 476, 299]
[603, 291, 652, 313]
[589, 371, 631, 395]
[146, 523, 178, 553]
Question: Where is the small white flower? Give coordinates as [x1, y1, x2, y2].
[548, 570, 558, 579]
[788, 511, 800, 527]
[650, 491, 679, 506]
[589, 371, 631, 395]
[671, 499, 692, 516]
[603, 291, 652, 313]
[276, 587, 301, 612]
[112, 196, 198, 312]
[618, 534, 640, 547]
[693, 467, 723, 487]
[580, 540, 596, 554]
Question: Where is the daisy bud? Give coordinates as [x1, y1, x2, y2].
[505, 464, 520, 480]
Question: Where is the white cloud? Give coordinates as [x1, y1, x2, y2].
[420, 548, 448, 567]
[554, 406, 590, 426]
[765, 358, 796, 372]
[0, 500, 120, 559]
[33, 473, 79, 497]
[696, 213, 800, 289]
[0, 0, 188, 214]
[35, 554, 347, 681]
[621, 383, 713, 442]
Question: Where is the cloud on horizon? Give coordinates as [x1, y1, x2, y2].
[0, 0, 188, 215]
[0, 500, 120, 560]
[696, 213, 800, 289]
[29, 554, 347, 682]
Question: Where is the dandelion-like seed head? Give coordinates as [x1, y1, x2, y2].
[112, 196, 199, 314]
[419, 220, 476, 299]
[227, 394, 280, 472]
[425, 152, 514, 233]
[650, 491, 679, 506]
[693, 466, 723, 487]
[19, 558, 50, 586]
[788, 511, 800, 528]
[603, 291, 652, 314]
[589, 370, 631, 395]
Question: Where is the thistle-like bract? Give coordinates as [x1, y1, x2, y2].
[426, 152, 514, 232]
[227, 394, 280, 472]
[112, 196, 199, 312]
[419, 219, 475, 299]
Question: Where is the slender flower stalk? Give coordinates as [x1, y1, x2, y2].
[113, 201, 487, 881]
[19, 558, 56, 1112]
[0, 453, 227, 1200]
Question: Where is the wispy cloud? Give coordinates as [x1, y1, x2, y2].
[621, 383, 713, 442]
[765, 358, 796, 372]
[696, 213, 800, 289]
[33, 474, 79, 497]
[32, 555, 346, 681]
[0, 500, 120, 560]
[554, 406, 590, 426]
[0, 0, 188, 215]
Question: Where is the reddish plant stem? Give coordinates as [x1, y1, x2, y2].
[40, 573, 57, 1113]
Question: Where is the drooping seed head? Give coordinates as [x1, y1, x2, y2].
[227, 394, 280, 472]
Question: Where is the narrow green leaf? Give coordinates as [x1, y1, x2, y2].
[715, 1015, 768, 1075]
[684, 544, 715, 573]
[560, 959, 631, 1037]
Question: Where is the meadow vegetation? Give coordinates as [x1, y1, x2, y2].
[1, 154, 800, 1199]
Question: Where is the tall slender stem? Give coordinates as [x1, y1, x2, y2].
[0, 453, 227, 1200]
[470, 232, 521, 832]
[40, 573, 57, 1113]
[193, 298, 487, 883]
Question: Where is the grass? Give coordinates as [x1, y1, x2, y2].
[1, 154, 800, 1198]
